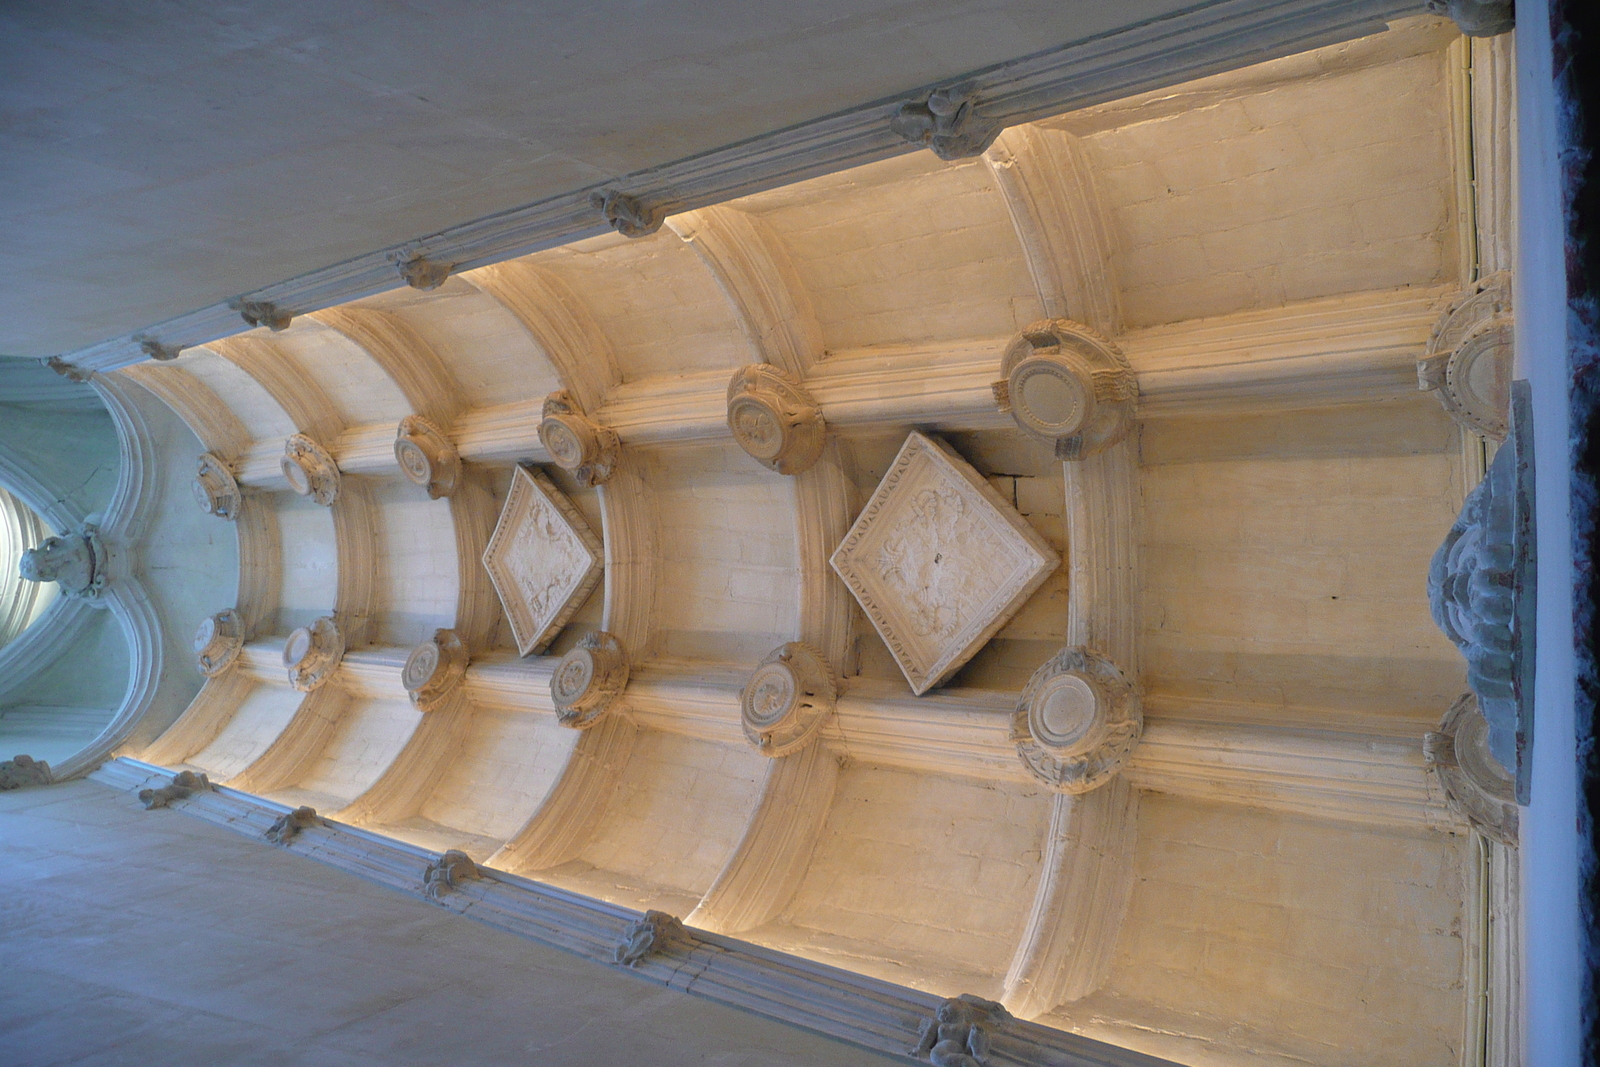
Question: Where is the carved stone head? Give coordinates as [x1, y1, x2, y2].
[19, 532, 97, 596]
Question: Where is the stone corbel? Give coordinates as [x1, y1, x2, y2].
[230, 297, 294, 332]
[192, 452, 242, 519]
[1012, 647, 1141, 793]
[402, 629, 468, 711]
[1425, 694, 1518, 845]
[890, 86, 1002, 161]
[18, 522, 107, 604]
[392, 250, 453, 291]
[422, 849, 479, 899]
[44, 356, 92, 383]
[1426, 0, 1513, 36]
[138, 770, 212, 810]
[994, 320, 1135, 460]
[740, 643, 836, 756]
[134, 336, 183, 361]
[283, 616, 344, 692]
[193, 609, 245, 677]
[394, 415, 461, 498]
[265, 805, 322, 845]
[1429, 381, 1535, 800]
[281, 433, 341, 505]
[0, 755, 52, 791]
[551, 631, 630, 729]
[1418, 271, 1513, 439]
[726, 364, 826, 475]
[590, 188, 665, 238]
[912, 995, 1013, 1065]
[614, 910, 687, 967]
[538, 391, 620, 487]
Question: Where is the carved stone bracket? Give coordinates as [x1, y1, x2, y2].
[890, 87, 1002, 161]
[551, 631, 630, 729]
[1012, 647, 1142, 794]
[614, 910, 687, 967]
[1418, 272, 1513, 439]
[726, 364, 826, 475]
[194, 609, 245, 677]
[135, 336, 183, 361]
[740, 643, 837, 756]
[403, 628, 468, 711]
[283, 616, 344, 692]
[44, 356, 92, 383]
[393, 251, 453, 291]
[422, 849, 480, 899]
[590, 188, 665, 238]
[994, 320, 1135, 460]
[139, 770, 213, 810]
[231, 298, 294, 332]
[394, 415, 460, 498]
[0, 754, 52, 791]
[281, 433, 341, 505]
[1429, 381, 1535, 799]
[1425, 0, 1513, 36]
[193, 452, 242, 519]
[18, 523, 107, 603]
[912, 994, 1013, 1065]
[1425, 694, 1518, 845]
[265, 805, 321, 845]
[538, 391, 620, 487]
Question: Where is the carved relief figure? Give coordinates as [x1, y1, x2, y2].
[614, 910, 686, 967]
[265, 805, 321, 845]
[890, 87, 1001, 161]
[0, 754, 52, 791]
[422, 849, 479, 899]
[912, 995, 1012, 1066]
[139, 770, 213, 810]
[482, 465, 604, 656]
[872, 485, 999, 640]
[18, 525, 105, 601]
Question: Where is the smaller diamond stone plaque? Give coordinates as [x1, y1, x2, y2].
[483, 465, 604, 656]
[831, 432, 1060, 695]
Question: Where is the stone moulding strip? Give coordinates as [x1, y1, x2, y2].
[63, 0, 1417, 374]
[90, 755, 1175, 1067]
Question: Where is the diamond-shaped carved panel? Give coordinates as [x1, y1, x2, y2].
[831, 432, 1060, 695]
[483, 465, 604, 657]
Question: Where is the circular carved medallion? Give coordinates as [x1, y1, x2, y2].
[740, 643, 836, 757]
[551, 631, 629, 729]
[725, 365, 826, 476]
[282, 616, 344, 692]
[1012, 647, 1140, 793]
[192, 453, 242, 520]
[281, 434, 340, 506]
[402, 629, 467, 710]
[538, 392, 620, 487]
[1418, 272, 1513, 440]
[393, 416, 460, 499]
[996, 321, 1135, 461]
[1425, 692, 1518, 844]
[193, 609, 244, 677]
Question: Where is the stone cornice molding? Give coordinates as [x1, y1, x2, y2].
[464, 261, 619, 413]
[667, 207, 823, 376]
[96, 754, 1183, 1067]
[985, 124, 1122, 333]
[687, 740, 841, 935]
[62, 0, 1420, 376]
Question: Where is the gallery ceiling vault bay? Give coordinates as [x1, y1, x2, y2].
[12, 12, 1524, 1067]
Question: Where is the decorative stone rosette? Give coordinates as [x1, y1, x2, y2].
[281, 433, 340, 506]
[551, 631, 629, 729]
[282, 616, 344, 692]
[993, 320, 1136, 460]
[1417, 271, 1513, 439]
[740, 643, 836, 757]
[402, 629, 468, 710]
[1012, 647, 1141, 793]
[394, 416, 460, 499]
[1425, 693, 1518, 845]
[725, 364, 826, 476]
[538, 391, 620, 488]
[193, 609, 245, 677]
[192, 452, 242, 519]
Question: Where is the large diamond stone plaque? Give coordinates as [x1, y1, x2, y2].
[483, 465, 604, 656]
[831, 432, 1060, 695]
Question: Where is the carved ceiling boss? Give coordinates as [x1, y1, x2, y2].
[18, 523, 106, 603]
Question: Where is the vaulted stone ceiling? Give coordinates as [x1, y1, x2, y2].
[60, 16, 1514, 1067]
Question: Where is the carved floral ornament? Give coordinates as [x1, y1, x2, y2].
[403, 629, 468, 711]
[1425, 693, 1518, 845]
[537, 391, 620, 488]
[740, 643, 836, 756]
[1012, 647, 1142, 794]
[394, 415, 460, 499]
[18, 523, 107, 603]
[193, 452, 242, 520]
[890, 86, 1002, 161]
[994, 319, 1135, 460]
[1417, 271, 1513, 439]
[193, 609, 245, 677]
[282, 616, 344, 692]
[551, 631, 629, 729]
[482, 465, 604, 657]
[725, 364, 826, 476]
[281, 433, 340, 506]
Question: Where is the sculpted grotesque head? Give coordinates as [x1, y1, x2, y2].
[18, 532, 95, 594]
